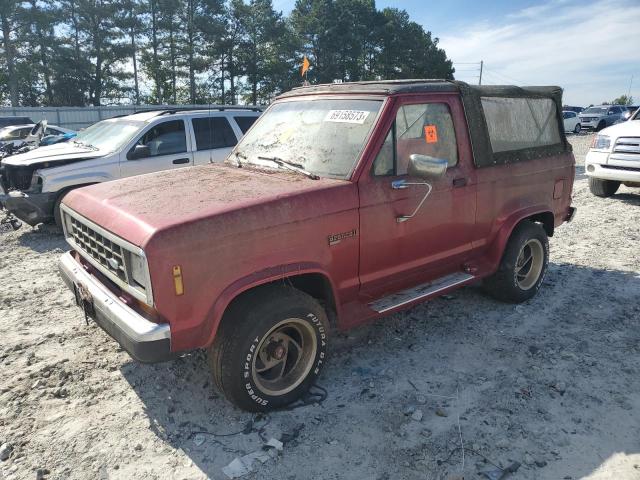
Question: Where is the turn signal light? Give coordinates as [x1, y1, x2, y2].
[173, 266, 184, 296]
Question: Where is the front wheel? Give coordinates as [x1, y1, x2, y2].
[483, 221, 549, 303]
[208, 286, 328, 411]
[589, 178, 620, 197]
[596, 120, 606, 131]
[574, 123, 581, 134]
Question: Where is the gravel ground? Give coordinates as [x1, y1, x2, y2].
[2, 132, 640, 480]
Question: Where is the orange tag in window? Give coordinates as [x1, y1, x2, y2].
[424, 125, 438, 143]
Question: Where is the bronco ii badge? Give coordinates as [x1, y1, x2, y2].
[328, 229, 358, 246]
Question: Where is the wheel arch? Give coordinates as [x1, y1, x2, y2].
[486, 206, 554, 271]
[202, 267, 339, 348]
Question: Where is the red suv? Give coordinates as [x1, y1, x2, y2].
[58, 80, 576, 411]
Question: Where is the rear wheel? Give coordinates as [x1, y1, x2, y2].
[574, 123, 581, 134]
[589, 178, 620, 197]
[483, 221, 549, 303]
[208, 286, 329, 411]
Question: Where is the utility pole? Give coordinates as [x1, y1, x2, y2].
[628, 75, 634, 100]
[479, 60, 483, 85]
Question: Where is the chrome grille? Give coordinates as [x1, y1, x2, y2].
[68, 216, 127, 281]
[613, 137, 640, 155]
[61, 205, 153, 306]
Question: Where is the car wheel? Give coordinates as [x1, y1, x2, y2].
[208, 285, 329, 412]
[483, 221, 549, 304]
[588, 178, 620, 197]
[596, 120, 606, 131]
[574, 123, 581, 134]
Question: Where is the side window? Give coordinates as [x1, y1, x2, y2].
[372, 103, 458, 176]
[372, 128, 394, 176]
[234, 116, 258, 134]
[192, 117, 237, 150]
[18, 127, 32, 139]
[130, 120, 186, 158]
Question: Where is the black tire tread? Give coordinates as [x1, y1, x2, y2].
[588, 177, 620, 197]
[483, 221, 549, 304]
[208, 284, 328, 411]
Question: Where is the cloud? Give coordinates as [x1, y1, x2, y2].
[439, 0, 640, 105]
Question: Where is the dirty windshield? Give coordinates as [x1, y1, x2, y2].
[230, 98, 383, 179]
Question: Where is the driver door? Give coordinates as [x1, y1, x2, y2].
[119, 119, 193, 178]
[358, 95, 477, 300]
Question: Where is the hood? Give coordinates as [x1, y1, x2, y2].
[599, 119, 640, 137]
[63, 163, 354, 247]
[2, 141, 105, 167]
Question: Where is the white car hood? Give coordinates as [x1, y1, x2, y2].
[600, 120, 640, 138]
[2, 142, 106, 167]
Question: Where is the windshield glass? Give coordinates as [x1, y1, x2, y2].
[583, 107, 607, 114]
[73, 119, 144, 152]
[230, 98, 383, 179]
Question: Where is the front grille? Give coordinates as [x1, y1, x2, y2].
[67, 216, 127, 281]
[3, 164, 34, 190]
[613, 137, 640, 155]
[62, 206, 152, 305]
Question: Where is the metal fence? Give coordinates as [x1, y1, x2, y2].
[0, 105, 257, 131]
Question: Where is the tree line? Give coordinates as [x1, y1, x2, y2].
[0, 0, 455, 107]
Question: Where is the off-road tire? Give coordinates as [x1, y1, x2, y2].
[208, 285, 329, 412]
[589, 178, 620, 197]
[53, 192, 67, 229]
[483, 221, 549, 304]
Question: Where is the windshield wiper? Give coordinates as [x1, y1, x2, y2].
[73, 140, 99, 151]
[258, 156, 320, 180]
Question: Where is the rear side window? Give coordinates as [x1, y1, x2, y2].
[234, 116, 258, 134]
[192, 117, 237, 150]
[481, 97, 561, 153]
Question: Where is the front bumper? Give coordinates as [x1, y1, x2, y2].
[1, 191, 57, 226]
[58, 251, 173, 363]
[585, 150, 640, 183]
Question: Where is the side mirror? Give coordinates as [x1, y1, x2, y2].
[128, 144, 150, 160]
[408, 154, 448, 179]
[607, 111, 614, 115]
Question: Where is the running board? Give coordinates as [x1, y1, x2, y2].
[368, 272, 475, 314]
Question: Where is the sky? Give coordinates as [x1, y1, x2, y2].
[274, 0, 640, 106]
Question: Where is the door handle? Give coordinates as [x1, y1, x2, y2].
[453, 177, 467, 187]
[173, 158, 190, 165]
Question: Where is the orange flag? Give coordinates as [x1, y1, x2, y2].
[301, 56, 310, 77]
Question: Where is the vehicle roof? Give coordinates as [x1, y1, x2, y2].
[121, 108, 262, 123]
[277, 79, 562, 99]
[0, 123, 67, 131]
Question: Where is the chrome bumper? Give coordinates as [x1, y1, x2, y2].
[58, 251, 172, 363]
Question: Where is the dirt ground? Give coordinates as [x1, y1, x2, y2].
[1, 132, 639, 480]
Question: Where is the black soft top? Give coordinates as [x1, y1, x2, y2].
[278, 79, 569, 168]
[278, 79, 562, 100]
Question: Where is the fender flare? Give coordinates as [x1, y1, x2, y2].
[485, 205, 554, 270]
[200, 263, 340, 348]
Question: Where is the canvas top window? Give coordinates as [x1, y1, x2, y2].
[481, 97, 561, 153]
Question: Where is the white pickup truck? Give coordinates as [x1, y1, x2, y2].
[585, 108, 640, 197]
[0, 107, 261, 227]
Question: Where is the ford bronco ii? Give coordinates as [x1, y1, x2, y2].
[57, 80, 576, 411]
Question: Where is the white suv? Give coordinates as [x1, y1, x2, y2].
[585, 107, 640, 197]
[0, 107, 261, 226]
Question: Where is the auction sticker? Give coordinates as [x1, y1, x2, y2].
[324, 110, 370, 124]
[424, 125, 438, 143]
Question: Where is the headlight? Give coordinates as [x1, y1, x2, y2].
[128, 251, 148, 289]
[590, 135, 611, 150]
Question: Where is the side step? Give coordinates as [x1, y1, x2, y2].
[368, 272, 475, 314]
